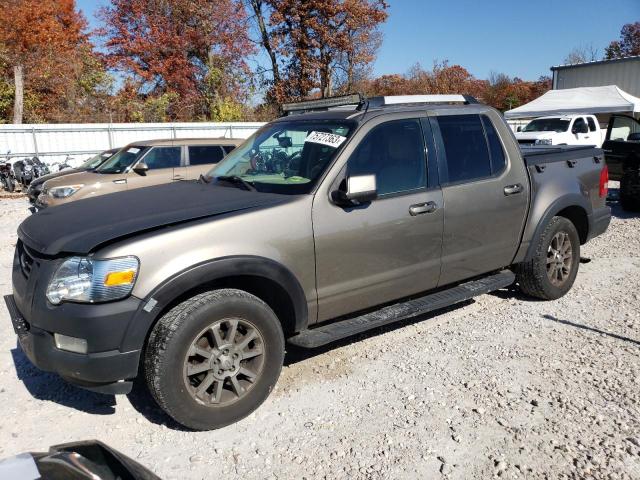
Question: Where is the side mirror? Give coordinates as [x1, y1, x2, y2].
[133, 162, 149, 175]
[331, 174, 377, 206]
[516, 126, 523, 132]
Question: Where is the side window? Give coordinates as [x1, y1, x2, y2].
[437, 114, 491, 183]
[610, 116, 640, 141]
[348, 119, 426, 196]
[587, 117, 597, 132]
[573, 117, 587, 133]
[481, 115, 507, 175]
[142, 147, 181, 170]
[222, 145, 236, 154]
[188, 146, 224, 166]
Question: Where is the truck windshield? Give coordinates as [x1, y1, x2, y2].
[522, 118, 570, 133]
[80, 151, 114, 170]
[209, 120, 354, 194]
[96, 146, 149, 174]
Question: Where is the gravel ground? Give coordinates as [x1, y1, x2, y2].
[1, 189, 639, 479]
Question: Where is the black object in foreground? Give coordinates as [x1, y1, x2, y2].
[0, 440, 161, 480]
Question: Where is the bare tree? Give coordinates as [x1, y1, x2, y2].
[563, 44, 599, 65]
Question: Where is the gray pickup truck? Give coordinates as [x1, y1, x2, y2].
[5, 94, 610, 430]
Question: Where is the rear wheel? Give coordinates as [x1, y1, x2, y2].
[144, 289, 285, 430]
[515, 216, 580, 300]
[620, 169, 640, 212]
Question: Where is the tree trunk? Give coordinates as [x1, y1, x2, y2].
[13, 65, 24, 124]
[249, 0, 280, 85]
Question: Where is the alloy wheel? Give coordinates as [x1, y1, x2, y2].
[183, 317, 265, 406]
[546, 231, 573, 286]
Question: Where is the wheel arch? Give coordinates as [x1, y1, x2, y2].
[120, 256, 309, 354]
[522, 195, 590, 262]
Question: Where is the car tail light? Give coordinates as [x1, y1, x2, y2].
[599, 165, 609, 198]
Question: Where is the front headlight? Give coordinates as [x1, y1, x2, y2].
[46, 256, 139, 305]
[535, 138, 553, 145]
[49, 184, 84, 198]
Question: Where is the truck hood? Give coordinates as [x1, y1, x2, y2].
[18, 181, 290, 256]
[29, 167, 84, 188]
[515, 131, 559, 140]
[41, 170, 104, 190]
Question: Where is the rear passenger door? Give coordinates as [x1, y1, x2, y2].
[185, 145, 226, 180]
[431, 112, 529, 286]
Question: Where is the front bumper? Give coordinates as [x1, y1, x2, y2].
[4, 292, 140, 394]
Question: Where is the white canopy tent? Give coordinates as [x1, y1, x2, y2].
[504, 85, 640, 119]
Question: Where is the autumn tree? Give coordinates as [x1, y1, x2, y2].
[0, 0, 106, 123]
[245, 0, 387, 103]
[482, 72, 551, 111]
[100, 0, 254, 121]
[605, 21, 640, 59]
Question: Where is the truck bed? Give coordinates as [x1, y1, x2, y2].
[521, 145, 602, 166]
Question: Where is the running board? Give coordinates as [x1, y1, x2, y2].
[288, 270, 515, 348]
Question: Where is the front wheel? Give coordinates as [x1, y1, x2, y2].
[144, 289, 285, 430]
[515, 216, 580, 300]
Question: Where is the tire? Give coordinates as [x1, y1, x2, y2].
[515, 216, 580, 300]
[144, 289, 285, 430]
[620, 169, 640, 212]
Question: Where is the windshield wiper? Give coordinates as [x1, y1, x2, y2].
[216, 175, 256, 191]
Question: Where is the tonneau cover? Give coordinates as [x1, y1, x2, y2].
[521, 145, 602, 166]
[19, 181, 289, 255]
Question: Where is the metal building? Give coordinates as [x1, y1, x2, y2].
[551, 56, 640, 97]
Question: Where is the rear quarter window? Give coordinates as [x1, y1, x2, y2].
[481, 115, 507, 175]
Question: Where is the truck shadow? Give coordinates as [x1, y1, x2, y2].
[541, 314, 640, 347]
[10, 344, 117, 415]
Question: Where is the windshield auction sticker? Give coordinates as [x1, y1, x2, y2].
[305, 131, 347, 148]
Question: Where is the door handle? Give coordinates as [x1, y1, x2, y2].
[113, 179, 126, 185]
[173, 175, 185, 180]
[503, 184, 523, 196]
[409, 201, 437, 216]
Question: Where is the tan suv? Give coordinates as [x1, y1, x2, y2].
[38, 138, 241, 208]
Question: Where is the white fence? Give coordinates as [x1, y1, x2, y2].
[0, 122, 265, 165]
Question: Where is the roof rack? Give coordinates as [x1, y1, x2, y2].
[281, 94, 365, 114]
[368, 94, 479, 107]
[281, 93, 478, 115]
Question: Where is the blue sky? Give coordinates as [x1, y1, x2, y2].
[78, 0, 638, 81]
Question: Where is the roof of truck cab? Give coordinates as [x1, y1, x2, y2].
[273, 103, 494, 123]
[126, 138, 243, 147]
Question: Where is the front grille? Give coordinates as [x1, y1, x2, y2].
[17, 240, 34, 279]
[518, 139, 536, 145]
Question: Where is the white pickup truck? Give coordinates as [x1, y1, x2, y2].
[515, 114, 605, 147]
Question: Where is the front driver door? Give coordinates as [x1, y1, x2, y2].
[312, 116, 444, 322]
[572, 117, 591, 145]
[126, 146, 183, 189]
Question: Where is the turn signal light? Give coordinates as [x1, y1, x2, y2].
[104, 270, 136, 286]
